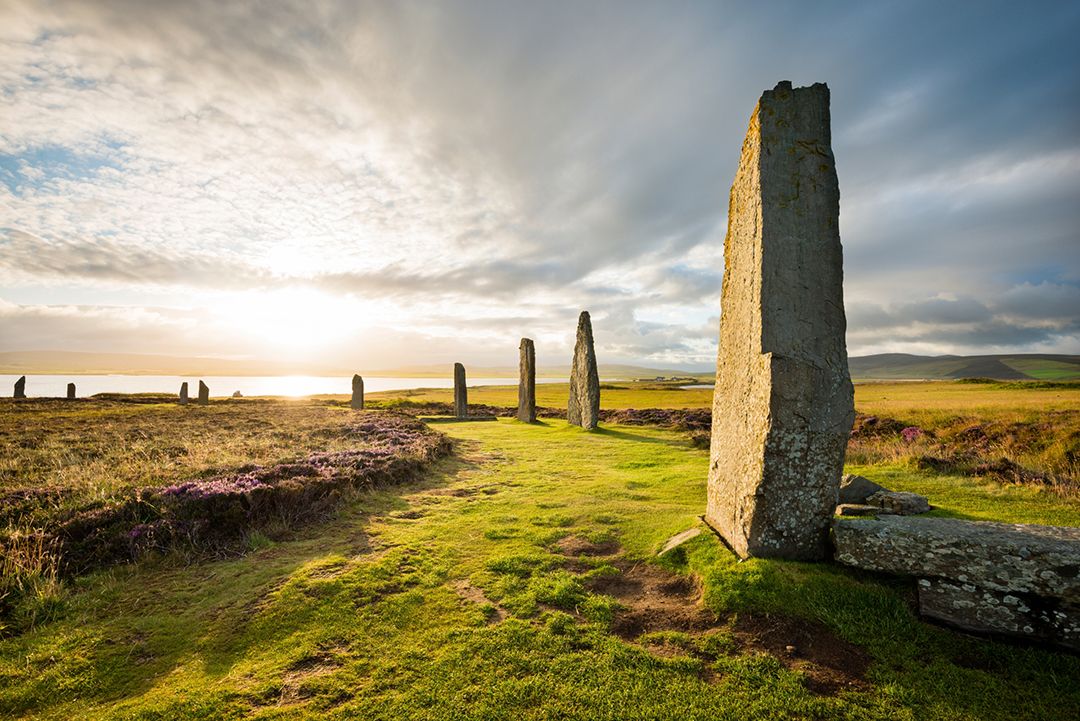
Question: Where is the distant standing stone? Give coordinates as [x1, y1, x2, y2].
[179, 382, 189, 406]
[13, 375, 26, 399]
[66, 383, 76, 400]
[705, 81, 854, 561]
[454, 363, 467, 419]
[351, 374, 365, 410]
[197, 380, 209, 405]
[517, 338, 536, 423]
[232, 390, 243, 398]
[567, 311, 599, 430]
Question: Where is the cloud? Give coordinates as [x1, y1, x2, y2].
[1, 0, 1078, 365]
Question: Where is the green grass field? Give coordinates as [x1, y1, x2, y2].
[1, 383, 1079, 719]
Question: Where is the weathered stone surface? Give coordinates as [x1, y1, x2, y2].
[66, 383, 76, 400]
[179, 382, 189, 406]
[839, 474, 887, 504]
[517, 338, 536, 423]
[351, 374, 365, 410]
[13, 375, 26, 399]
[568, 311, 599, 430]
[918, 577, 1079, 651]
[867, 490, 930, 515]
[197, 380, 209, 405]
[835, 503, 884, 517]
[454, 363, 467, 419]
[833, 516, 1080, 601]
[705, 81, 854, 561]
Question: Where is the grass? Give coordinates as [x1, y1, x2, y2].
[1, 394, 1079, 719]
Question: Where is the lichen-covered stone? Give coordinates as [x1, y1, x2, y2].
[568, 311, 599, 430]
[197, 380, 209, 406]
[705, 81, 854, 561]
[517, 338, 536, 423]
[66, 383, 76, 400]
[454, 363, 467, 419]
[13, 376, 26, 399]
[833, 515, 1080, 601]
[866, 490, 930, 515]
[839, 474, 887, 504]
[918, 577, 1079, 651]
[179, 382, 189, 406]
[351, 374, 365, 410]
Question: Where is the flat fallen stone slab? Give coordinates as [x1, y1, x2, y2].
[918, 577, 1079, 651]
[834, 516, 1080, 650]
[834, 516, 1080, 601]
[658, 527, 702, 556]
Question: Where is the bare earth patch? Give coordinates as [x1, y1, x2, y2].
[555, 535, 621, 557]
[451, 579, 505, 622]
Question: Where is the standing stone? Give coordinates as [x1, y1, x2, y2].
[567, 311, 600, 430]
[517, 338, 536, 423]
[197, 380, 209, 405]
[351, 374, 365, 410]
[453, 363, 467, 419]
[66, 383, 76, 400]
[13, 375, 26, 398]
[179, 382, 189, 406]
[705, 81, 854, 561]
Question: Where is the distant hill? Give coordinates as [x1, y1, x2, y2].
[848, 353, 1080, 381]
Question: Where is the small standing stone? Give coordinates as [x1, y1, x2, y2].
[517, 338, 536, 423]
[351, 374, 365, 409]
[454, 363, 467, 419]
[197, 380, 209, 405]
[66, 383, 76, 400]
[568, 311, 599, 430]
[13, 375, 26, 399]
[179, 382, 189, 406]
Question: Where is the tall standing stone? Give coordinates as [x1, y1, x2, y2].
[197, 380, 209, 406]
[13, 376, 26, 399]
[179, 382, 189, 406]
[705, 81, 854, 561]
[66, 383, 76, 400]
[517, 338, 536, 423]
[453, 363, 467, 419]
[351, 374, 365, 409]
[567, 311, 599, 430]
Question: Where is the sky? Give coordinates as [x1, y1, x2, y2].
[1, 0, 1078, 371]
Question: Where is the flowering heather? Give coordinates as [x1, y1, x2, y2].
[21, 410, 453, 576]
[900, 426, 924, 443]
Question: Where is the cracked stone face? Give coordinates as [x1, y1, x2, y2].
[568, 311, 599, 430]
[705, 81, 854, 561]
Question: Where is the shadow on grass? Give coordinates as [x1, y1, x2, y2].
[2, 452, 480, 715]
[592, 426, 686, 446]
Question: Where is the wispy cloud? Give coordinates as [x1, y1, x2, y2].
[1, 0, 1077, 367]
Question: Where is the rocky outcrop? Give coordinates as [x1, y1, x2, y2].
[454, 363, 467, 419]
[705, 81, 854, 561]
[568, 311, 599, 430]
[866, 490, 930, 515]
[351, 374, 365, 410]
[833, 516, 1080, 650]
[179, 382, 189, 406]
[13, 376, 26, 399]
[518, 338, 536, 423]
[838, 474, 886, 505]
[197, 380, 209, 406]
